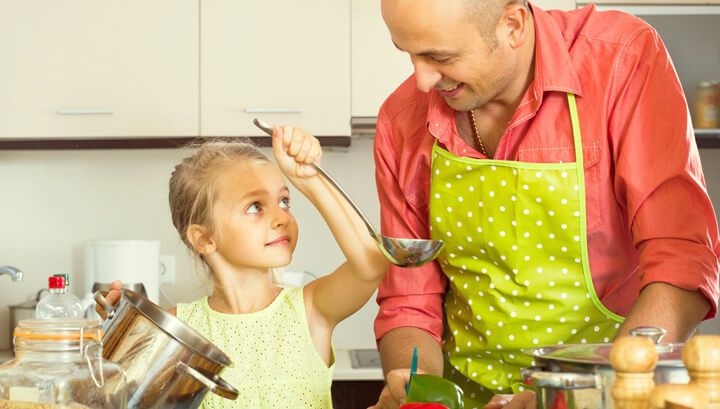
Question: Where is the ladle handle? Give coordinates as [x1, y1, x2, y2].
[253, 118, 379, 240]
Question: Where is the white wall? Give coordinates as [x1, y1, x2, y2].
[0, 136, 381, 350]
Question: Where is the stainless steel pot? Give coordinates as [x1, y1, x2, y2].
[95, 289, 238, 409]
[522, 328, 688, 409]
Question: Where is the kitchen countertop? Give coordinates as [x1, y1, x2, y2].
[0, 348, 383, 381]
[334, 349, 384, 381]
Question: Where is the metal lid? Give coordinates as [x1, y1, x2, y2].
[525, 342, 685, 368]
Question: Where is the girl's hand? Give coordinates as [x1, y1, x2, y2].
[272, 125, 322, 179]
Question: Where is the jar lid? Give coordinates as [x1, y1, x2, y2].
[14, 318, 103, 343]
[524, 342, 685, 368]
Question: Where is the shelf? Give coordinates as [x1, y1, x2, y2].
[696, 128, 720, 148]
[0, 136, 352, 150]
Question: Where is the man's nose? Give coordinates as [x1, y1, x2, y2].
[412, 58, 441, 93]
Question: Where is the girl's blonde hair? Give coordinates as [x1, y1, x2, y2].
[169, 138, 269, 279]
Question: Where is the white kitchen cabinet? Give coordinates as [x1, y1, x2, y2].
[0, 0, 199, 139]
[351, 0, 413, 118]
[201, 0, 350, 136]
[534, 0, 577, 10]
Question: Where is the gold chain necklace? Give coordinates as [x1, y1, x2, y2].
[468, 110, 489, 157]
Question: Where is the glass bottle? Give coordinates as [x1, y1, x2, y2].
[0, 319, 127, 408]
[35, 276, 84, 320]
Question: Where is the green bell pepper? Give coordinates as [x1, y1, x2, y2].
[405, 374, 464, 409]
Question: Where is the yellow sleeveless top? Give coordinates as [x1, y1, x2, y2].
[176, 287, 335, 409]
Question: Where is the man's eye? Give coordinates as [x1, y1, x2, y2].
[247, 203, 261, 214]
[279, 197, 291, 209]
[434, 57, 452, 64]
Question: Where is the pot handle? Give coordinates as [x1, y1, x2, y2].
[93, 291, 116, 320]
[176, 362, 239, 400]
[522, 367, 602, 390]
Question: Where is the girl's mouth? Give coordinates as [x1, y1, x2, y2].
[266, 236, 290, 246]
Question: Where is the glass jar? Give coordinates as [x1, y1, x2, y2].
[0, 319, 127, 409]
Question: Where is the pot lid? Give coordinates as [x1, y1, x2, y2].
[524, 342, 685, 367]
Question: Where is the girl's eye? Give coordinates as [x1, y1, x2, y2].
[247, 203, 261, 214]
[279, 197, 291, 209]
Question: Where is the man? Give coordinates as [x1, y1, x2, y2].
[369, 0, 720, 408]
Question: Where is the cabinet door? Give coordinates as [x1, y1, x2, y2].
[533, 0, 576, 10]
[201, 0, 350, 136]
[0, 0, 199, 138]
[351, 0, 413, 118]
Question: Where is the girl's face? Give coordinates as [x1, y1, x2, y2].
[209, 160, 299, 271]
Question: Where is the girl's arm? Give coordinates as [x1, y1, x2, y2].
[273, 126, 389, 327]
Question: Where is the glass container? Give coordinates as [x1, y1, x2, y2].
[0, 319, 127, 408]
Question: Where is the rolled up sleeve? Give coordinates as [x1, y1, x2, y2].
[611, 27, 720, 318]
[373, 109, 447, 343]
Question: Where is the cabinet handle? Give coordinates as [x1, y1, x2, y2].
[55, 109, 114, 115]
[243, 108, 303, 114]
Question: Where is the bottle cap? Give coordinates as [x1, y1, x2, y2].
[53, 273, 71, 287]
[48, 275, 65, 289]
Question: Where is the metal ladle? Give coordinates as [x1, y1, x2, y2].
[253, 118, 444, 267]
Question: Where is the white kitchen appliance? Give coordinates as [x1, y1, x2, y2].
[83, 240, 162, 305]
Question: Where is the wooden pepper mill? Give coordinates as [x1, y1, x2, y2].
[610, 335, 659, 409]
[650, 383, 709, 409]
[683, 335, 720, 409]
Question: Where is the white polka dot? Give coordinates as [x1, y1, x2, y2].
[456, 221, 463, 227]
[488, 241, 494, 247]
[469, 186, 475, 192]
[537, 243, 543, 249]
[562, 268, 568, 274]
[604, 337, 610, 342]
[548, 210, 555, 216]
[561, 199, 568, 205]
[501, 180, 507, 187]
[472, 371, 477, 377]
[584, 316, 590, 322]
[488, 217, 494, 223]
[480, 176, 485, 181]
[536, 197, 542, 203]
[549, 281, 555, 287]
[546, 327, 553, 333]
[434, 193, 440, 199]
[499, 206, 506, 212]
[561, 224, 567, 229]
[491, 166, 497, 171]
[478, 201, 484, 207]
[571, 329, 577, 335]
[574, 281, 581, 287]
[549, 233, 555, 239]
[477, 226, 482, 233]
[510, 310, 517, 316]
[486, 330, 492, 335]
[594, 326, 600, 332]
[511, 195, 517, 202]
[560, 317, 566, 323]
[561, 293, 567, 299]
[536, 220, 543, 226]
[446, 183, 452, 188]
[533, 338, 539, 344]
[445, 160, 450, 166]
[549, 185, 556, 191]
[535, 315, 541, 321]
[573, 305, 580, 311]
[456, 174, 463, 179]
[500, 231, 506, 237]
[489, 283, 495, 289]
[447, 232, 452, 237]
[467, 236, 473, 242]
[523, 232, 530, 238]
[511, 245, 518, 251]
[435, 169, 440, 175]
[561, 171, 568, 178]
[549, 256, 556, 261]
[522, 184, 529, 190]
[489, 306, 494, 312]
[536, 172, 542, 178]
[512, 290, 518, 296]
[536, 293, 543, 299]
[523, 280, 530, 286]
[458, 196, 464, 202]
[447, 207, 453, 212]
[524, 255, 530, 261]
[581, 339, 587, 344]
[522, 325, 528, 331]
[574, 211, 580, 217]
[561, 246, 568, 252]
[498, 321, 504, 327]
[524, 301, 530, 307]
[489, 191, 495, 197]
[523, 209, 530, 215]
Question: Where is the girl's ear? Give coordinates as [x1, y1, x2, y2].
[186, 224, 217, 255]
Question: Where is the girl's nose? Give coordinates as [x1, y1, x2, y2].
[271, 205, 290, 228]
[412, 58, 442, 93]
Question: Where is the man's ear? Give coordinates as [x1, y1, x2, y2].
[503, 4, 530, 49]
[186, 224, 217, 255]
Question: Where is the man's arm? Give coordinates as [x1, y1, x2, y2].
[379, 327, 444, 377]
[616, 282, 710, 342]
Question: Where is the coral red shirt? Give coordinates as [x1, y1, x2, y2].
[374, 3, 720, 343]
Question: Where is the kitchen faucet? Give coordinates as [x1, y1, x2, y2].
[0, 266, 23, 282]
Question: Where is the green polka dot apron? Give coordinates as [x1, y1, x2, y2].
[429, 93, 624, 408]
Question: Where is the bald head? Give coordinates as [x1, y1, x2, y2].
[464, 0, 529, 48]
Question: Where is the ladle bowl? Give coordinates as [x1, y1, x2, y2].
[253, 118, 444, 267]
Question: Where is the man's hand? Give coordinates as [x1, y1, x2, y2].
[368, 368, 412, 409]
[484, 392, 535, 409]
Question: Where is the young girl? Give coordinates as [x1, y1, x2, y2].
[108, 126, 388, 408]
